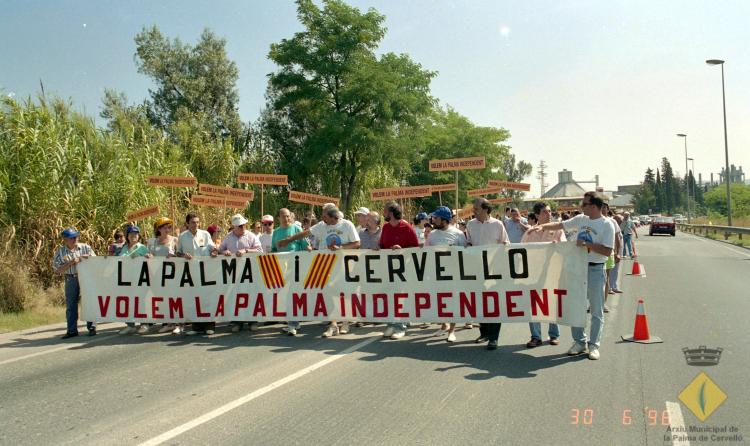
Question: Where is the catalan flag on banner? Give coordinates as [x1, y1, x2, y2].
[258, 255, 286, 289]
[304, 253, 337, 289]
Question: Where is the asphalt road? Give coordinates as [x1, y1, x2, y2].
[1, 231, 748, 446]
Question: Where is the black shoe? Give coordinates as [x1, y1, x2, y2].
[487, 340, 498, 350]
[61, 332, 79, 340]
[475, 336, 489, 344]
[88, 328, 97, 336]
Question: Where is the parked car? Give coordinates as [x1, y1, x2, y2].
[650, 216, 676, 236]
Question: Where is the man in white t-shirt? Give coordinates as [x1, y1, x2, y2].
[277, 205, 360, 338]
[259, 215, 274, 254]
[529, 191, 614, 360]
[426, 205, 466, 342]
[466, 198, 509, 350]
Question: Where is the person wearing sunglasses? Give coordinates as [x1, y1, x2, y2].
[108, 229, 125, 256]
[528, 191, 614, 361]
[259, 215, 275, 254]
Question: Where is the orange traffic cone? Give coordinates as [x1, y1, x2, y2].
[622, 299, 662, 344]
[627, 260, 643, 276]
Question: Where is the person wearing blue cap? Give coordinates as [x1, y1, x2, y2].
[52, 227, 97, 339]
[413, 212, 430, 247]
[425, 205, 467, 342]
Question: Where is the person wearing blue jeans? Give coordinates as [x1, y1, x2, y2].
[571, 263, 606, 352]
[529, 322, 560, 345]
[620, 212, 637, 258]
[527, 191, 615, 360]
[53, 227, 97, 339]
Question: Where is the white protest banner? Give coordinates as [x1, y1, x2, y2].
[79, 243, 587, 326]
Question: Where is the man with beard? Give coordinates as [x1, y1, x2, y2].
[379, 201, 419, 340]
[426, 206, 467, 342]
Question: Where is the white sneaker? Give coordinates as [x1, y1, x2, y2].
[249, 323, 260, 332]
[136, 325, 150, 334]
[447, 332, 457, 343]
[172, 326, 182, 335]
[286, 327, 297, 336]
[390, 331, 406, 340]
[567, 342, 588, 355]
[339, 322, 350, 334]
[231, 324, 241, 333]
[119, 326, 136, 335]
[588, 348, 600, 360]
[158, 325, 173, 333]
[383, 326, 395, 337]
[322, 325, 339, 338]
[205, 329, 215, 335]
[464, 323, 473, 329]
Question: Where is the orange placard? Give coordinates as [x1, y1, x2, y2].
[467, 186, 504, 197]
[288, 190, 340, 207]
[370, 185, 432, 201]
[147, 176, 198, 187]
[430, 183, 458, 193]
[428, 156, 486, 172]
[556, 206, 580, 212]
[126, 205, 160, 222]
[198, 184, 255, 201]
[487, 180, 531, 191]
[237, 173, 289, 185]
[191, 195, 248, 209]
[489, 198, 513, 205]
[456, 206, 474, 219]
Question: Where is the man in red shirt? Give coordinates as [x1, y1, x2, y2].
[379, 201, 419, 339]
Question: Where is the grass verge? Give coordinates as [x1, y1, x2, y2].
[0, 306, 65, 333]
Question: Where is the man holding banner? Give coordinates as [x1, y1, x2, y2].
[272, 208, 308, 336]
[521, 202, 566, 348]
[466, 198, 508, 350]
[530, 191, 614, 360]
[426, 206, 467, 343]
[176, 212, 218, 335]
[220, 213, 264, 333]
[380, 201, 419, 340]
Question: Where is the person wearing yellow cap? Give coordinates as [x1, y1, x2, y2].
[53, 227, 97, 339]
[147, 217, 181, 334]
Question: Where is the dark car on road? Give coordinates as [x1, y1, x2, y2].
[649, 216, 675, 236]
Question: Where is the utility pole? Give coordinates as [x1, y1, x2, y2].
[537, 160, 548, 196]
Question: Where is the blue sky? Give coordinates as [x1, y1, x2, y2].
[1, 0, 748, 197]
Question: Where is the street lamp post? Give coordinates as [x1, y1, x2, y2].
[677, 133, 690, 223]
[706, 59, 732, 226]
[688, 157, 696, 216]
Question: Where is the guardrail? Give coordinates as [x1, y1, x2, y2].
[677, 223, 750, 240]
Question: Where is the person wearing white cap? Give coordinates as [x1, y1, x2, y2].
[259, 214, 274, 254]
[220, 213, 263, 333]
[353, 207, 370, 231]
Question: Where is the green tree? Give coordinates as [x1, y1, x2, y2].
[634, 167, 656, 214]
[704, 183, 750, 219]
[133, 26, 246, 149]
[263, 0, 436, 212]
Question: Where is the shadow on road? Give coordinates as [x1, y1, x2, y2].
[1, 323, 582, 380]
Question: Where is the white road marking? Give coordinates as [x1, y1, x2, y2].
[0, 333, 117, 366]
[665, 401, 690, 446]
[138, 334, 382, 446]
